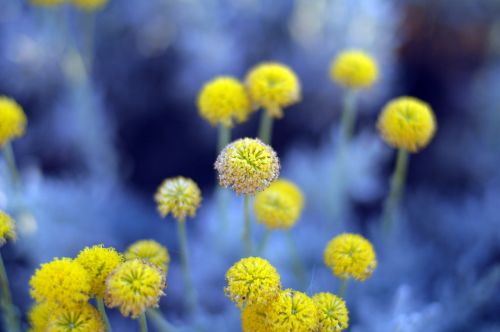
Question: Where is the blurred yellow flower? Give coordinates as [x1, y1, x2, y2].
[268, 289, 318, 332]
[125, 240, 170, 272]
[246, 63, 301, 118]
[313, 292, 349, 332]
[46, 303, 105, 332]
[254, 179, 304, 230]
[215, 138, 280, 195]
[330, 50, 379, 89]
[0, 211, 16, 245]
[197, 76, 253, 127]
[241, 304, 271, 332]
[0, 96, 26, 146]
[225, 257, 281, 308]
[72, 0, 108, 11]
[377, 96, 437, 153]
[30, 0, 66, 6]
[28, 302, 52, 332]
[324, 233, 377, 282]
[155, 176, 202, 222]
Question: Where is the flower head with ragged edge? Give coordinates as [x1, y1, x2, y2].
[241, 304, 271, 332]
[324, 233, 377, 282]
[105, 259, 166, 318]
[75, 245, 124, 298]
[225, 257, 281, 308]
[268, 289, 318, 332]
[254, 179, 304, 230]
[313, 292, 349, 332]
[0, 96, 26, 146]
[245, 62, 301, 118]
[330, 50, 379, 89]
[377, 96, 437, 153]
[72, 0, 108, 11]
[125, 240, 170, 272]
[155, 176, 202, 222]
[215, 138, 280, 195]
[197, 76, 253, 127]
[0, 211, 16, 246]
[30, 258, 91, 308]
[46, 303, 105, 332]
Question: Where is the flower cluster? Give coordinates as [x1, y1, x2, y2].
[155, 176, 202, 222]
[0, 96, 26, 147]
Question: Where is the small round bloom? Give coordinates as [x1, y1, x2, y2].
[197, 76, 253, 127]
[245, 63, 301, 118]
[0, 211, 16, 245]
[330, 50, 379, 89]
[268, 289, 318, 332]
[254, 179, 304, 230]
[28, 302, 52, 332]
[215, 138, 280, 195]
[0, 96, 27, 146]
[313, 292, 349, 332]
[105, 259, 166, 318]
[75, 245, 124, 298]
[125, 240, 170, 272]
[241, 304, 271, 332]
[46, 303, 105, 332]
[154, 176, 202, 222]
[377, 97, 437, 153]
[30, 0, 65, 6]
[30, 258, 91, 308]
[225, 257, 281, 308]
[72, 0, 108, 11]
[324, 233, 377, 282]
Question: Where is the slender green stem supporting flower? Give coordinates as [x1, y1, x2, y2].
[0, 253, 20, 332]
[258, 111, 274, 144]
[257, 229, 272, 255]
[139, 312, 148, 332]
[97, 297, 112, 332]
[338, 278, 348, 298]
[177, 221, 197, 314]
[382, 148, 410, 232]
[243, 195, 252, 256]
[2, 143, 20, 190]
[339, 89, 358, 145]
[286, 231, 307, 289]
[146, 309, 178, 332]
[217, 124, 231, 153]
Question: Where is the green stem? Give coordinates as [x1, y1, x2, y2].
[177, 221, 197, 314]
[97, 297, 112, 332]
[258, 111, 274, 144]
[139, 312, 148, 332]
[146, 309, 177, 332]
[2, 142, 20, 190]
[83, 12, 95, 73]
[286, 231, 307, 289]
[0, 253, 20, 332]
[338, 278, 348, 298]
[217, 124, 231, 153]
[257, 229, 271, 255]
[382, 148, 410, 232]
[243, 195, 252, 256]
[339, 89, 358, 145]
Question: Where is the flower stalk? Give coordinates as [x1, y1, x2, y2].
[382, 148, 409, 232]
[258, 111, 274, 145]
[177, 221, 197, 314]
[139, 311, 148, 332]
[243, 195, 252, 256]
[97, 297, 112, 332]
[0, 252, 20, 332]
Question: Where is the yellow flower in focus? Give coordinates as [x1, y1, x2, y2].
[377, 97, 437, 153]
[215, 138, 280, 195]
[28, 302, 53, 332]
[72, 0, 108, 11]
[75, 245, 123, 298]
[30, 258, 90, 308]
[245, 63, 301, 118]
[197, 76, 253, 127]
[254, 179, 304, 230]
[225, 257, 281, 308]
[105, 259, 166, 318]
[125, 240, 170, 272]
[330, 50, 379, 89]
[268, 289, 318, 332]
[47, 303, 105, 332]
[0, 96, 27, 146]
[0, 211, 16, 245]
[241, 304, 271, 332]
[324, 233, 377, 282]
[30, 0, 65, 6]
[155, 176, 202, 222]
[313, 292, 349, 332]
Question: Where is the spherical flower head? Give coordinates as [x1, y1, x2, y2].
[0, 96, 27, 146]
[324, 233, 377, 282]
[28, 302, 52, 332]
[154, 176, 202, 222]
[377, 97, 437, 152]
[125, 240, 170, 272]
[215, 138, 280, 195]
[0, 211, 16, 246]
[72, 0, 108, 11]
[245, 62, 301, 118]
[75, 245, 124, 298]
[313, 292, 349, 332]
[197, 76, 253, 127]
[254, 179, 304, 230]
[30, 258, 91, 308]
[330, 50, 379, 89]
[46, 303, 105, 332]
[268, 289, 318, 332]
[225, 257, 281, 308]
[105, 259, 166, 318]
[241, 304, 271, 332]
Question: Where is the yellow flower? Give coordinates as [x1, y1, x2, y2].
[225, 257, 281, 308]
[215, 138, 280, 195]
[313, 292, 349, 332]
[75, 245, 124, 298]
[254, 179, 304, 230]
[268, 289, 318, 332]
[71, 0, 108, 11]
[245, 63, 301, 118]
[0, 211, 16, 245]
[330, 50, 379, 89]
[46, 303, 105, 332]
[0, 96, 27, 146]
[197, 76, 253, 127]
[324, 233, 377, 282]
[125, 240, 170, 272]
[105, 259, 166, 318]
[154, 176, 202, 222]
[377, 97, 437, 152]
[241, 304, 271, 332]
[28, 302, 53, 332]
[30, 258, 91, 308]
